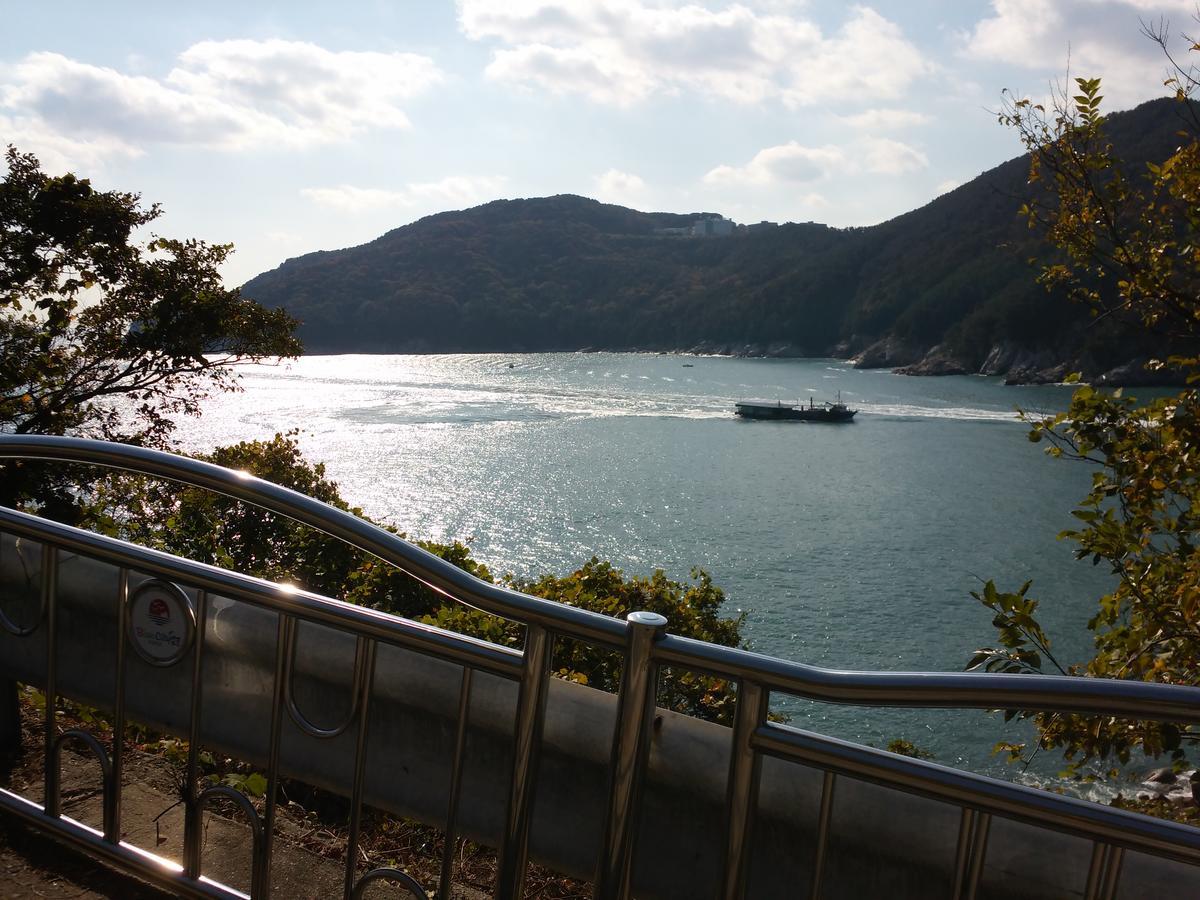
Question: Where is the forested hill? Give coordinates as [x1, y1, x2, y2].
[242, 97, 1195, 382]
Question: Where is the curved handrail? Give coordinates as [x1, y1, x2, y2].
[657, 633, 1200, 722]
[5, 434, 1200, 722]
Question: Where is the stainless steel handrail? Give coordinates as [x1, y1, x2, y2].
[3, 435, 1199, 724]
[3, 433, 1200, 900]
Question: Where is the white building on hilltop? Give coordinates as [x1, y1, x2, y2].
[691, 215, 734, 236]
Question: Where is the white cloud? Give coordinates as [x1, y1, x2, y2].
[839, 108, 932, 130]
[593, 168, 646, 204]
[935, 178, 961, 195]
[301, 175, 507, 213]
[0, 41, 443, 166]
[405, 175, 509, 206]
[0, 113, 142, 172]
[457, 1, 932, 107]
[861, 137, 929, 174]
[963, 0, 1190, 107]
[966, 0, 1064, 65]
[704, 142, 843, 185]
[704, 136, 927, 186]
[300, 186, 409, 212]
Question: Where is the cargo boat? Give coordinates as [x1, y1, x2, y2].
[733, 395, 857, 422]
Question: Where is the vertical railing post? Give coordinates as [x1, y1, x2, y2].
[495, 623, 552, 900]
[182, 590, 209, 880]
[809, 771, 837, 900]
[254, 611, 291, 899]
[1100, 846, 1124, 900]
[343, 640, 378, 899]
[951, 809, 990, 900]
[0, 678, 18, 760]
[438, 666, 474, 900]
[1084, 843, 1125, 900]
[721, 679, 767, 900]
[593, 610, 667, 900]
[0, 523, 21, 761]
[105, 568, 129, 843]
[41, 544, 59, 818]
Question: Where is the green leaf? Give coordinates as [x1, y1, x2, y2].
[242, 773, 268, 797]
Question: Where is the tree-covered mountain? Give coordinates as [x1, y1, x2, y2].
[242, 97, 1197, 383]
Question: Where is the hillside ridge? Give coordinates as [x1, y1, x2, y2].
[243, 97, 1192, 384]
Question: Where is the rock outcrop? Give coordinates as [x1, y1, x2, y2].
[852, 336, 925, 369]
[1096, 358, 1185, 386]
[894, 344, 974, 376]
[1135, 767, 1199, 807]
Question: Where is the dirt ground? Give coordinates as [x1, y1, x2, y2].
[0, 740, 490, 899]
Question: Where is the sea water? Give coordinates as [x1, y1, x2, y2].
[176, 353, 1116, 784]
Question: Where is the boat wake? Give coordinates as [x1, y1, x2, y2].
[860, 403, 1023, 423]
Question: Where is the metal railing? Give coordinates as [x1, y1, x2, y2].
[0, 434, 1198, 900]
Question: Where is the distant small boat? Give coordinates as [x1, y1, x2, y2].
[734, 394, 857, 422]
[682, 363, 694, 367]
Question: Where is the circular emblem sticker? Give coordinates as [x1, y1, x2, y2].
[127, 579, 194, 666]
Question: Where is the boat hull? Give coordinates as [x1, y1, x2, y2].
[734, 402, 857, 422]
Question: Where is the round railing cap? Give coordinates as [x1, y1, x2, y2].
[626, 610, 668, 629]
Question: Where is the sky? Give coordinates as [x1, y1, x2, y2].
[1, 0, 1195, 285]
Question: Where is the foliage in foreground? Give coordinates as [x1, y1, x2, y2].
[969, 34, 1200, 771]
[107, 432, 746, 724]
[0, 146, 301, 513]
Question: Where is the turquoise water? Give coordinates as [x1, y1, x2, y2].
[178, 353, 1113, 782]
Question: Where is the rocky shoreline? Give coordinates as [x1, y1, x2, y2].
[681, 336, 1185, 387]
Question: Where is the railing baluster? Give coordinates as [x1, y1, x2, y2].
[593, 610, 667, 900]
[283, 620, 369, 739]
[351, 867, 427, 899]
[438, 666, 474, 900]
[496, 623, 552, 900]
[0, 533, 46, 638]
[1100, 846, 1123, 900]
[964, 812, 990, 900]
[951, 808, 976, 900]
[42, 544, 59, 818]
[809, 771, 837, 900]
[183, 589, 209, 880]
[0, 529, 18, 749]
[1089, 844, 1104, 900]
[1084, 841, 1107, 900]
[0, 676, 16, 758]
[107, 567, 128, 844]
[721, 679, 767, 900]
[255, 611, 291, 898]
[1085, 842, 1125, 900]
[951, 808, 990, 900]
[344, 640, 378, 899]
[50, 730, 112, 827]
